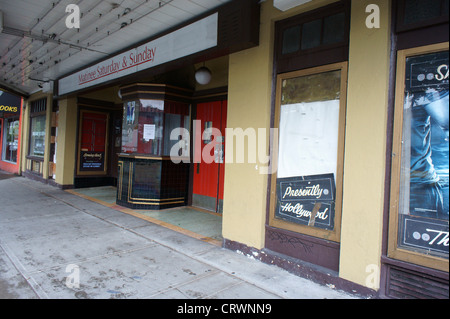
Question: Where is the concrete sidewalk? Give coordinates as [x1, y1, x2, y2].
[0, 172, 360, 299]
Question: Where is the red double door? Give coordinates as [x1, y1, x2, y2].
[79, 111, 108, 173]
[193, 101, 227, 213]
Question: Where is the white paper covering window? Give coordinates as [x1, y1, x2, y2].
[277, 100, 340, 180]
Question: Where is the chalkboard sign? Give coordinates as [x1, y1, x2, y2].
[275, 173, 336, 230]
[0, 90, 21, 115]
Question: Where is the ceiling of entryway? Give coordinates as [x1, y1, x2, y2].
[0, 0, 232, 96]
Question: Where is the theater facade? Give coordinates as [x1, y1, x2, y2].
[3, 0, 448, 298]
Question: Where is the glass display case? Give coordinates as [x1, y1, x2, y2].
[121, 99, 190, 156]
[116, 84, 192, 210]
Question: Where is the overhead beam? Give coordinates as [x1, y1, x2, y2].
[0, 81, 30, 98]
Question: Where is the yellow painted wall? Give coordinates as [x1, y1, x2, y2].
[55, 96, 78, 187]
[339, 0, 391, 289]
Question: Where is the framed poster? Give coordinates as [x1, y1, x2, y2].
[389, 43, 449, 271]
[269, 62, 348, 242]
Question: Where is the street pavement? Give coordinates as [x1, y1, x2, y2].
[0, 171, 360, 300]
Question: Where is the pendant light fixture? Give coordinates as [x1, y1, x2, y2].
[195, 63, 212, 85]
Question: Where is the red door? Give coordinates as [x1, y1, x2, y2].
[193, 101, 227, 213]
[79, 111, 108, 173]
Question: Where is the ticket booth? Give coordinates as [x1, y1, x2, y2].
[116, 84, 191, 209]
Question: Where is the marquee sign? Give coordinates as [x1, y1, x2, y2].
[58, 13, 218, 95]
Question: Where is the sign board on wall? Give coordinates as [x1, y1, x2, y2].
[0, 90, 21, 115]
[80, 151, 105, 171]
[58, 13, 218, 96]
[275, 173, 336, 230]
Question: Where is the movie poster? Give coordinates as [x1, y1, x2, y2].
[121, 100, 139, 153]
[399, 50, 449, 257]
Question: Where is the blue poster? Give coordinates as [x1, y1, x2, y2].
[401, 51, 449, 257]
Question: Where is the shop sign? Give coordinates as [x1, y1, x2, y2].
[58, 13, 218, 95]
[80, 151, 105, 171]
[275, 173, 336, 230]
[0, 91, 21, 115]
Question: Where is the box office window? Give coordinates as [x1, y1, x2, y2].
[269, 62, 348, 242]
[389, 43, 449, 271]
[121, 99, 190, 156]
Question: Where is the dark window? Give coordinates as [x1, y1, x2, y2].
[282, 25, 301, 54]
[397, 0, 449, 32]
[30, 98, 47, 114]
[279, 8, 347, 56]
[301, 19, 322, 50]
[404, 0, 442, 24]
[275, 1, 350, 73]
[323, 12, 346, 45]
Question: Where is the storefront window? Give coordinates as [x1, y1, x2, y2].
[389, 44, 449, 270]
[29, 115, 46, 158]
[269, 62, 348, 242]
[2, 118, 19, 163]
[121, 99, 190, 156]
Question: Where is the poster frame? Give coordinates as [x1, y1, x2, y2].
[388, 42, 449, 272]
[269, 62, 348, 242]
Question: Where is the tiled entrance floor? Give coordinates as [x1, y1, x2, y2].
[66, 186, 223, 246]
